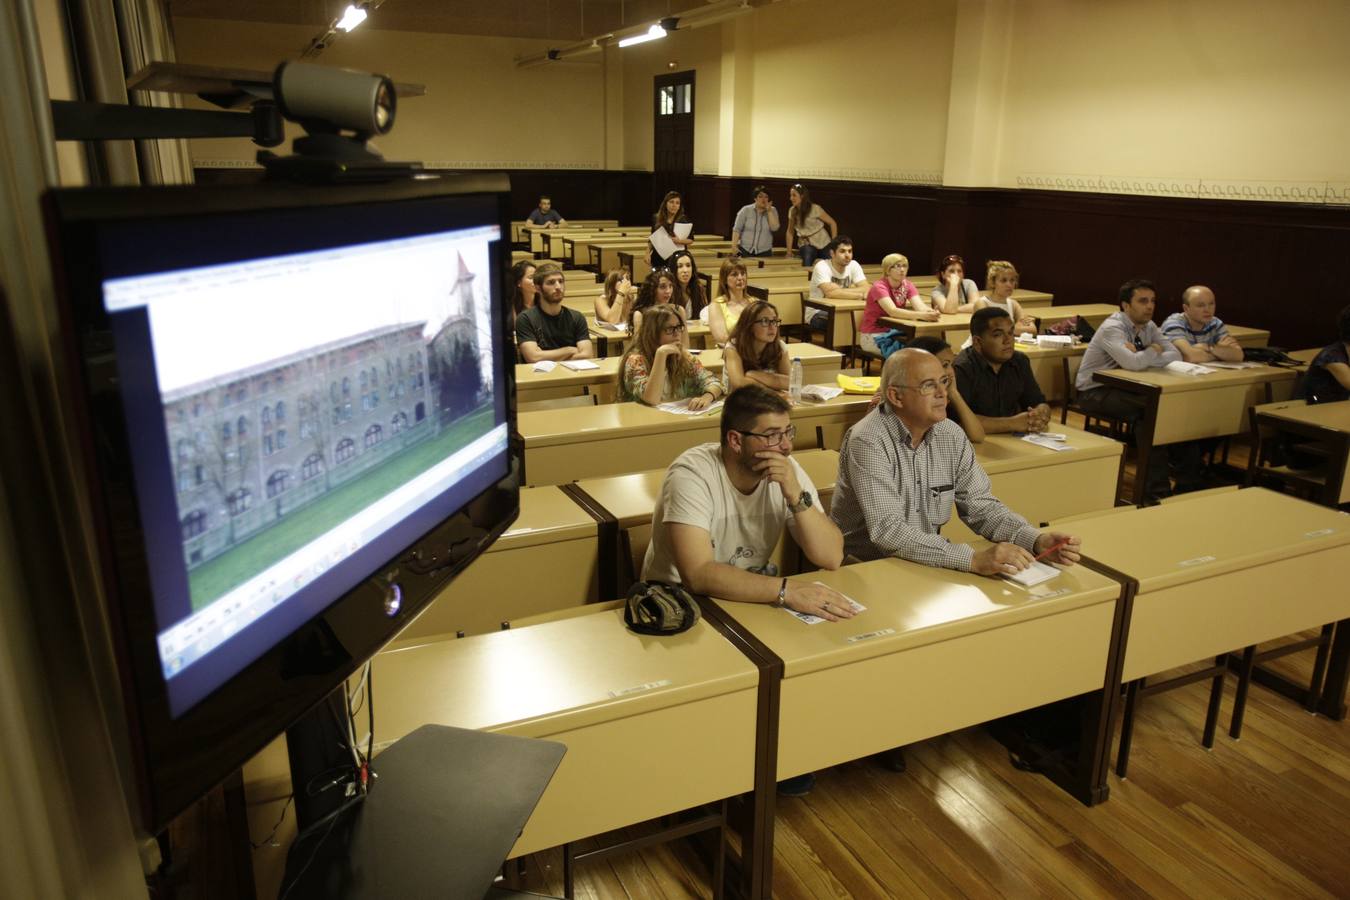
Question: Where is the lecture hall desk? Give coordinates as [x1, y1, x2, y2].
[392, 485, 600, 643]
[370, 603, 763, 886]
[517, 393, 871, 485]
[514, 344, 844, 404]
[1093, 363, 1298, 505]
[1254, 400, 1350, 506]
[524, 224, 592, 256]
[941, 424, 1125, 545]
[623, 241, 737, 282]
[707, 553, 1127, 805]
[1055, 488, 1350, 721]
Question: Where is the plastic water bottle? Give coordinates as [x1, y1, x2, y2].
[789, 358, 803, 404]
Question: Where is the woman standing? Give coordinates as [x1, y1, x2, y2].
[723, 300, 791, 394]
[629, 268, 682, 335]
[705, 258, 751, 346]
[650, 191, 693, 270]
[509, 259, 537, 328]
[619, 304, 723, 410]
[784, 184, 837, 268]
[594, 267, 635, 326]
[858, 253, 940, 358]
[930, 254, 980, 314]
[670, 250, 708, 320]
[976, 260, 1037, 335]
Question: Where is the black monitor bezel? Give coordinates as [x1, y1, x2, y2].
[44, 175, 520, 833]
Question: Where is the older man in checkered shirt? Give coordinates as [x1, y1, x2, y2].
[830, 349, 1082, 575]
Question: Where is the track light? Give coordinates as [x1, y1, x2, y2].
[336, 5, 368, 32]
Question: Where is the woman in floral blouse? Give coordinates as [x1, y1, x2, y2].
[619, 304, 723, 410]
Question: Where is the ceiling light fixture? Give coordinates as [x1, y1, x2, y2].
[618, 24, 667, 48]
[335, 5, 368, 32]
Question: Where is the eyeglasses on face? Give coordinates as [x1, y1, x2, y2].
[753, 317, 782, 328]
[894, 375, 951, 396]
[737, 424, 797, 445]
[661, 322, 687, 336]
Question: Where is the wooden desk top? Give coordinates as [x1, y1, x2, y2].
[1257, 398, 1350, 432]
[712, 555, 1119, 678]
[518, 393, 871, 449]
[575, 449, 840, 528]
[1011, 340, 1087, 360]
[516, 357, 622, 389]
[973, 424, 1123, 475]
[1226, 324, 1270, 345]
[1056, 487, 1350, 593]
[1095, 363, 1296, 395]
[1037, 304, 1120, 322]
[374, 606, 758, 741]
[880, 312, 970, 334]
[803, 296, 866, 312]
[493, 485, 599, 551]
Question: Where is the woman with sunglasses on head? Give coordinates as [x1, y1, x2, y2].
[595, 266, 636, 327]
[975, 259, 1037, 335]
[651, 191, 694, 270]
[724, 301, 792, 395]
[670, 250, 708, 320]
[629, 267, 683, 338]
[705, 257, 752, 346]
[930, 254, 981, 314]
[785, 183, 838, 268]
[619, 304, 723, 411]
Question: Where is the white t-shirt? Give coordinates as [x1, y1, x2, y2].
[642, 443, 817, 584]
[809, 259, 867, 300]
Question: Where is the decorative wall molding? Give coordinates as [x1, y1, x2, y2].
[424, 159, 603, 170]
[759, 166, 943, 186]
[1016, 173, 1350, 206]
[194, 158, 263, 169]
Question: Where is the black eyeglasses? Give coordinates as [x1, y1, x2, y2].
[661, 322, 687, 336]
[753, 317, 782, 328]
[738, 425, 797, 445]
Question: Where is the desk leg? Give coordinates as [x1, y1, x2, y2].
[1317, 618, 1350, 720]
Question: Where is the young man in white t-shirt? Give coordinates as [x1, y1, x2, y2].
[643, 385, 849, 616]
[807, 235, 869, 329]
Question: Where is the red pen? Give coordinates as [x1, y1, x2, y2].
[1034, 538, 1070, 562]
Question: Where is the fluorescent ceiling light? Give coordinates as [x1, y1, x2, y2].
[618, 24, 667, 48]
[336, 4, 368, 31]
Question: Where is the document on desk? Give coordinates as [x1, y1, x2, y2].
[783, 584, 867, 625]
[594, 319, 628, 332]
[561, 358, 601, 371]
[799, 383, 844, 402]
[649, 227, 678, 260]
[1020, 433, 1075, 452]
[1164, 360, 1217, 376]
[531, 360, 557, 373]
[1003, 560, 1061, 588]
[656, 398, 725, 416]
[1204, 361, 1262, 370]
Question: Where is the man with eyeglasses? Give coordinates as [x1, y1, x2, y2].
[832, 349, 1081, 575]
[1074, 278, 1180, 502]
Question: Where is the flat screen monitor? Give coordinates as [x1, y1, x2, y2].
[44, 175, 519, 832]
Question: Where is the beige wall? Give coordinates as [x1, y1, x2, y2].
[995, 0, 1350, 202]
[619, 24, 725, 173]
[172, 18, 608, 170]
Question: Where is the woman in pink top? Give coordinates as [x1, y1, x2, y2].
[858, 253, 939, 358]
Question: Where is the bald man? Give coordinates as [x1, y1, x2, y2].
[831, 349, 1081, 575]
[1161, 285, 1244, 363]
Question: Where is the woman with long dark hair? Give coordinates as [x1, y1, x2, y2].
[594, 266, 636, 326]
[619, 304, 722, 410]
[509, 259, 537, 328]
[705, 257, 751, 346]
[629, 267, 681, 336]
[784, 183, 837, 268]
[650, 190, 693, 270]
[669, 250, 707, 320]
[723, 300, 791, 395]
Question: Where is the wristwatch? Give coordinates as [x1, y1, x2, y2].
[788, 489, 814, 514]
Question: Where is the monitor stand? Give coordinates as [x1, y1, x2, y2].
[279, 724, 565, 898]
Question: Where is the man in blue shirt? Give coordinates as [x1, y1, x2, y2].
[1161, 285, 1243, 363]
[526, 195, 566, 228]
[1074, 279, 1180, 503]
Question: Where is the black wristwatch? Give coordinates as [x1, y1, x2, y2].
[788, 489, 814, 513]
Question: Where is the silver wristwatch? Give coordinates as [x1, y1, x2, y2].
[788, 489, 814, 514]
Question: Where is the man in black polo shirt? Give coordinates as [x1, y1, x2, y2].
[515, 263, 593, 363]
[953, 307, 1051, 433]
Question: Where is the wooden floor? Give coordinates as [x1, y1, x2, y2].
[514, 647, 1350, 899]
[512, 428, 1350, 899]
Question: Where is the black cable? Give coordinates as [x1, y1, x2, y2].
[277, 795, 360, 900]
[249, 794, 294, 850]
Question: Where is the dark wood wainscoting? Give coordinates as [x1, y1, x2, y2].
[194, 166, 1347, 350]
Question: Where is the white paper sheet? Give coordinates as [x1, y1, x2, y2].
[1004, 560, 1060, 588]
[783, 584, 867, 625]
[656, 398, 724, 416]
[531, 360, 557, 373]
[561, 358, 601, 371]
[649, 227, 678, 261]
[1019, 433, 1075, 452]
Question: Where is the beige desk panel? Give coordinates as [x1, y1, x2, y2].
[1037, 305, 1119, 328]
[943, 452, 1121, 545]
[777, 601, 1113, 778]
[373, 609, 759, 856]
[1228, 325, 1270, 348]
[1260, 401, 1350, 502]
[396, 534, 599, 642]
[1123, 548, 1350, 681]
[746, 283, 807, 327]
[526, 428, 712, 484]
[504, 689, 755, 856]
